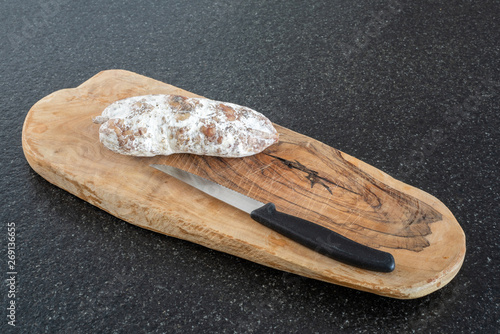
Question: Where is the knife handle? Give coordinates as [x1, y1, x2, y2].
[250, 203, 395, 272]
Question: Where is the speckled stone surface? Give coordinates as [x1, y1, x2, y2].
[1, 0, 499, 333]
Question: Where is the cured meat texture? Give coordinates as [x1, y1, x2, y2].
[93, 95, 279, 157]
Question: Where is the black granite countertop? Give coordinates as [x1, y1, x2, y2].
[1, 0, 499, 333]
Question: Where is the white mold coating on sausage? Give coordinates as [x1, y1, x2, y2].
[93, 94, 279, 158]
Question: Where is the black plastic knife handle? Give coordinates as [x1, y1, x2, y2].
[250, 203, 395, 272]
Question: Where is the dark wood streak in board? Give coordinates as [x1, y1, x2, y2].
[266, 154, 362, 196]
[167, 135, 442, 252]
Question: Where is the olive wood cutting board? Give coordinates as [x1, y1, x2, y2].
[22, 69, 466, 299]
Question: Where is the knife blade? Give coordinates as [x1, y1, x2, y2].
[151, 164, 395, 272]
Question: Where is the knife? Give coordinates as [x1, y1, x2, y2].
[151, 164, 395, 272]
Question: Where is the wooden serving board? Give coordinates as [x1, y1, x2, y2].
[22, 70, 465, 299]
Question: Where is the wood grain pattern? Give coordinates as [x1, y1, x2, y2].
[22, 69, 466, 299]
